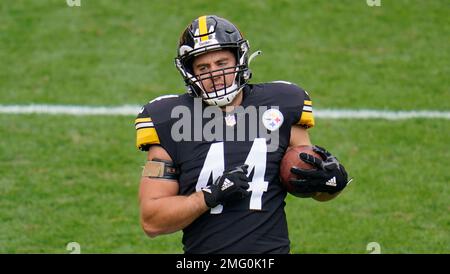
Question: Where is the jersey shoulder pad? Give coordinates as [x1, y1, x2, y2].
[267, 80, 310, 98]
[267, 81, 314, 128]
[135, 94, 180, 151]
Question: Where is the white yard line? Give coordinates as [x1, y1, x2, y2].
[315, 109, 450, 120]
[0, 104, 140, 116]
[0, 104, 449, 119]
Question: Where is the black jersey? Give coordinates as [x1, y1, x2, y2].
[135, 81, 315, 254]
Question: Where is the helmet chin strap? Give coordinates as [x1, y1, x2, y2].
[202, 82, 240, 107]
[205, 51, 261, 106]
[197, 67, 241, 107]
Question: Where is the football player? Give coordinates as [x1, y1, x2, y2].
[136, 15, 350, 253]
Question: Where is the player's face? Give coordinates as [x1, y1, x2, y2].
[192, 50, 237, 93]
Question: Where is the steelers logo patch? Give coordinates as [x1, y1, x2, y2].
[262, 109, 284, 131]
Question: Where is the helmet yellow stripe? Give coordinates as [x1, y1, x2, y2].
[198, 15, 209, 41]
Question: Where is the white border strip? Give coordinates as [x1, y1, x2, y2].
[0, 104, 449, 119]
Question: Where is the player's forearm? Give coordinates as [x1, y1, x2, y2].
[140, 191, 208, 237]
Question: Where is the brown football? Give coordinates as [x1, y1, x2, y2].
[279, 145, 322, 197]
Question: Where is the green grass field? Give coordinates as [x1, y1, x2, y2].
[0, 0, 449, 253]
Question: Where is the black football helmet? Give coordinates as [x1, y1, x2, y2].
[175, 15, 251, 106]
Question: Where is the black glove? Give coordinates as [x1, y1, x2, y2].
[202, 164, 250, 208]
[290, 145, 350, 195]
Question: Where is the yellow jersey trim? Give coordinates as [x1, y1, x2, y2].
[136, 127, 160, 148]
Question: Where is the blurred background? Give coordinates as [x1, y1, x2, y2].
[0, 0, 448, 253]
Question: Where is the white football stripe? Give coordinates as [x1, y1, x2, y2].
[303, 106, 313, 112]
[0, 104, 449, 120]
[135, 122, 154, 129]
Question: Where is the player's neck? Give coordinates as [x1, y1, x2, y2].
[221, 90, 243, 113]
